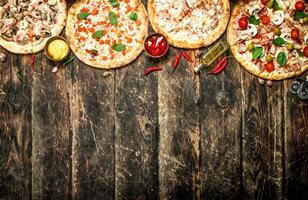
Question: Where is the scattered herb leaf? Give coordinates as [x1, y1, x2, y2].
[92, 30, 103, 39]
[91, 49, 98, 54]
[277, 52, 287, 66]
[109, 0, 119, 7]
[112, 44, 126, 52]
[108, 12, 117, 25]
[248, 15, 260, 25]
[273, 0, 282, 10]
[297, 50, 304, 57]
[77, 12, 90, 20]
[63, 55, 75, 66]
[252, 47, 264, 59]
[294, 11, 308, 20]
[128, 12, 138, 21]
[273, 37, 286, 46]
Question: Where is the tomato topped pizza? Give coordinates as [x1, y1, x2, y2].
[0, 0, 67, 54]
[66, 0, 148, 69]
[148, 0, 230, 49]
[227, 0, 308, 80]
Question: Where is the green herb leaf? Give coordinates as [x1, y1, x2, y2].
[272, 37, 286, 46]
[273, 0, 282, 10]
[109, 0, 119, 7]
[297, 50, 304, 57]
[112, 44, 126, 52]
[92, 30, 103, 39]
[91, 49, 98, 54]
[248, 15, 260, 25]
[128, 12, 138, 21]
[108, 12, 117, 25]
[252, 47, 264, 59]
[294, 11, 308, 20]
[77, 12, 90, 20]
[277, 52, 287, 66]
[16, 71, 26, 85]
[63, 55, 75, 67]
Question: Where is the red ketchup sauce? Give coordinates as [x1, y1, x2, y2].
[145, 35, 168, 57]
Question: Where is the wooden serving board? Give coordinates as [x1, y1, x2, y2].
[0, 0, 307, 199]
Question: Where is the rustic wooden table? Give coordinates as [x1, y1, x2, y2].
[0, 0, 307, 199]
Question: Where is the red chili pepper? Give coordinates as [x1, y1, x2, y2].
[31, 54, 35, 72]
[143, 66, 162, 75]
[208, 57, 228, 75]
[182, 52, 193, 62]
[173, 53, 182, 68]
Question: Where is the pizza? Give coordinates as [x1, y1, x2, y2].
[66, 0, 148, 69]
[0, 0, 67, 54]
[227, 0, 308, 80]
[147, 0, 230, 49]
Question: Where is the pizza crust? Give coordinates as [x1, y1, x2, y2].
[148, 0, 230, 49]
[0, 0, 67, 54]
[66, 0, 148, 69]
[228, 1, 308, 80]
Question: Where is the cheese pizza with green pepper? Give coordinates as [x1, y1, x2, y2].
[66, 0, 148, 69]
[227, 0, 308, 80]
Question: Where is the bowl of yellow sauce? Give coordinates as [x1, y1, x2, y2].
[45, 36, 70, 62]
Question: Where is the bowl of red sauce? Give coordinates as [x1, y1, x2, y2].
[144, 33, 169, 58]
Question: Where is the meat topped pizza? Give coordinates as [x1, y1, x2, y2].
[227, 0, 308, 80]
[66, 0, 148, 69]
[0, 0, 67, 54]
[148, 0, 230, 49]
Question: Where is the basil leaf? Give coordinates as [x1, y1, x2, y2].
[273, 37, 286, 46]
[109, 0, 119, 7]
[108, 12, 117, 25]
[277, 52, 287, 67]
[77, 12, 90, 20]
[112, 44, 126, 52]
[91, 49, 98, 53]
[273, 0, 282, 10]
[128, 12, 138, 21]
[252, 47, 264, 59]
[297, 50, 304, 57]
[294, 11, 308, 20]
[92, 30, 103, 39]
[248, 15, 260, 25]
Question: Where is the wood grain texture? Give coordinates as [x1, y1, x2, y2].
[114, 54, 159, 200]
[158, 48, 200, 200]
[0, 52, 32, 200]
[199, 38, 242, 200]
[241, 71, 284, 200]
[70, 60, 115, 200]
[283, 80, 308, 200]
[31, 53, 72, 199]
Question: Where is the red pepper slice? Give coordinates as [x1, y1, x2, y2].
[143, 66, 162, 75]
[182, 52, 193, 62]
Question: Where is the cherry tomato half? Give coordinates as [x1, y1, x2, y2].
[265, 62, 275, 72]
[304, 46, 308, 57]
[260, 15, 270, 25]
[295, 1, 305, 11]
[238, 16, 248, 30]
[291, 28, 300, 40]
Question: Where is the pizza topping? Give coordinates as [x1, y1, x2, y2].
[77, 12, 90, 20]
[277, 52, 287, 66]
[108, 12, 117, 25]
[92, 30, 103, 39]
[303, 46, 308, 57]
[295, 1, 305, 11]
[252, 46, 264, 59]
[265, 54, 273, 62]
[273, 37, 286, 46]
[273, 27, 281, 36]
[265, 61, 275, 72]
[112, 43, 126, 52]
[291, 28, 299, 40]
[248, 4, 261, 19]
[109, 0, 120, 7]
[286, 43, 294, 51]
[247, 42, 254, 51]
[248, 15, 260, 25]
[271, 10, 284, 25]
[260, 15, 270, 24]
[128, 12, 138, 21]
[238, 16, 249, 29]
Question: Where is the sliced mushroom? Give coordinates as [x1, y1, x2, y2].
[41, 13, 47, 20]
[0, 21, 3, 29]
[271, 11, 285, 25]
[244, 24, 258, 36]
[50, 12, 56, 22]
[43, 29, 51, 38]
[2, 32, 13, 41]
[48, 0, 57, 6]
[248, 4, 261, 19]
[280, 33, 293, 43]
[304, 33, 308, 44]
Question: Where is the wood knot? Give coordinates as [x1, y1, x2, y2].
[215, 91, 230, 108]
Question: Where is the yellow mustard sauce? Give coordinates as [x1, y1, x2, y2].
[48, 40, 69, 61]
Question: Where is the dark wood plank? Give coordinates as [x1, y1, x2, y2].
[241, 72, 284, 199]
[284, 80, 308, 200]
[31, 53, 72, 199]
[114, 53, 159, 200]
[0, 52, 32, 200]
[199, 38, 241, 199]
[70, 61, 115, 200]
[158, 48, 200, 199]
